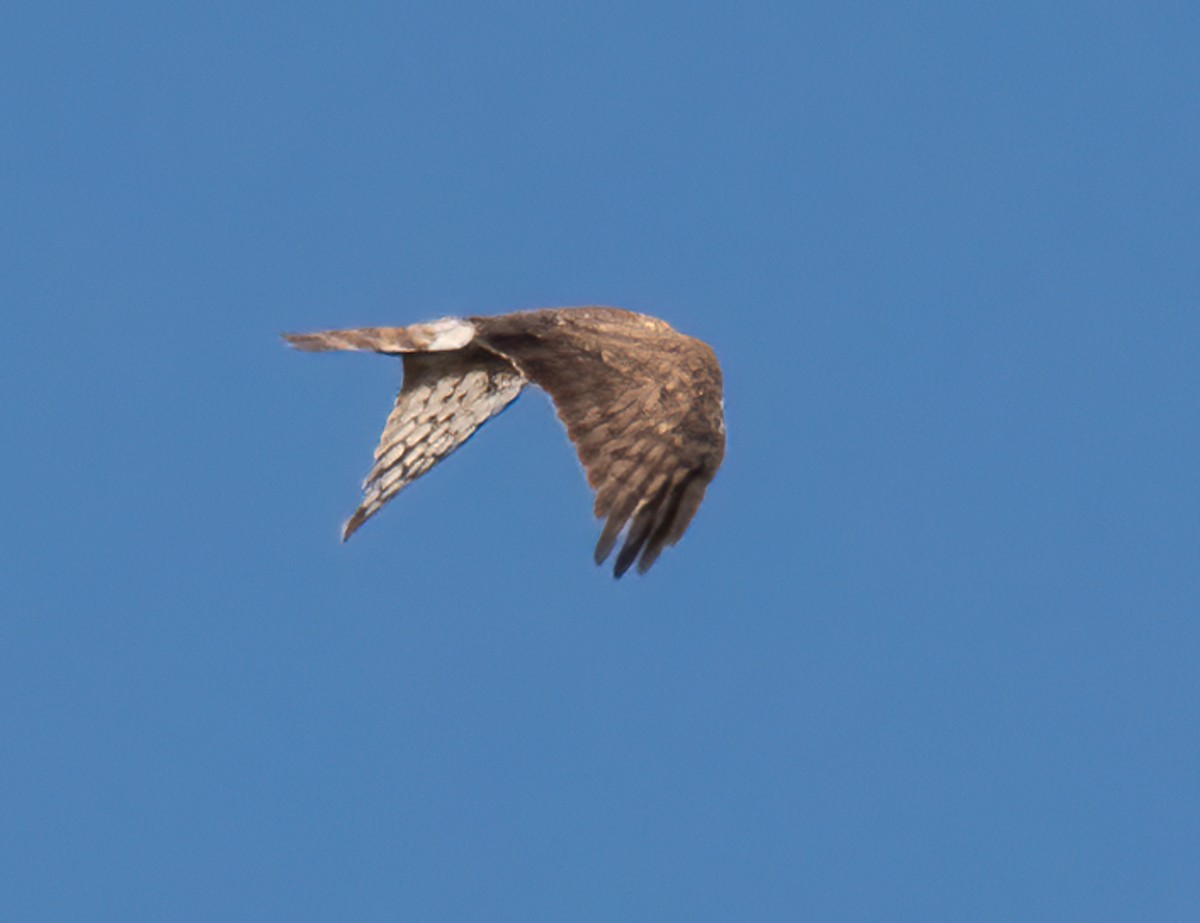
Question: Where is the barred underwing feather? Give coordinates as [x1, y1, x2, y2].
[283, 306, 724, 577]
[344, 349, 524, 539]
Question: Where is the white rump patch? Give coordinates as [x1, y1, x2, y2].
[411, 317, 476, 351]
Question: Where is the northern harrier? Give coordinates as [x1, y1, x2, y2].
[283, 307, 725, 576]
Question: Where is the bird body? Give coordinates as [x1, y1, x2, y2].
[284, 307, 724, 576]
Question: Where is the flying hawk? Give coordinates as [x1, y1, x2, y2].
[283, 306, 725, 576]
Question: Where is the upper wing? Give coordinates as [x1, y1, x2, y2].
[343, 348, 525, 539]
[474, 308, 725, 576]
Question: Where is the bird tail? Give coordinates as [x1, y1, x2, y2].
[281, 318, 476, 354]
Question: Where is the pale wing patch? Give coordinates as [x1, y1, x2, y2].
[414, 318, 477, 350]
[343, 352, 524, 539]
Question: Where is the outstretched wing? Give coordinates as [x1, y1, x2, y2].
[475, 308, 725, 576]
[344, 349, 524, 539]
[282, 322, 525, 539]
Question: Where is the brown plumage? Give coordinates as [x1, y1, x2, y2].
[283, 306, 725, 576]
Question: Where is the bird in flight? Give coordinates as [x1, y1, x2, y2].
[283, 306, 725, 576]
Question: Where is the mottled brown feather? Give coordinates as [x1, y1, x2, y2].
[472, 308, 725, 575]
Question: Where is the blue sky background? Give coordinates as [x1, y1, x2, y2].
[2, 2, 1197, 919]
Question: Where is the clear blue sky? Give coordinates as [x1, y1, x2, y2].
[2, 2, 1197, 919]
